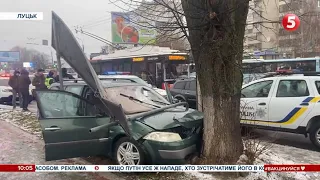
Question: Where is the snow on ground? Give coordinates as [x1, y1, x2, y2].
[185, 141, 320, 180]
[0, 109, 42, 138]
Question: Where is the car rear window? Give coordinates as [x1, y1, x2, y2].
[173, 81, 186, 89]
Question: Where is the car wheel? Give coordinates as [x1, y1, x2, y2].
[114, 137, 145, 165]
[309, 122, 320, 149]
[174, 96, 186, 102]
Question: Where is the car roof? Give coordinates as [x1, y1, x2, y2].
[51, 81, 141, 88]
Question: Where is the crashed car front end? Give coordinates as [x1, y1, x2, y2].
[132, 110, 203, 165]
[142, 127, 202, 165]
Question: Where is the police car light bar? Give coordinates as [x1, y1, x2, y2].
[102, 71, 131, 75]
[263, 71, 320, 78]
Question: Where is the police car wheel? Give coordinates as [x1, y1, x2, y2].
[309, 122, 320, 149]
[114, 137, 146, 165]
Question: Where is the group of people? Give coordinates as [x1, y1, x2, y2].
[8, 68, 75, 111]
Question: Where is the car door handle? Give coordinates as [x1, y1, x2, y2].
[45, 126, 61, 131]
[185, 92, 190, 94]
[258, 102, 266, 106]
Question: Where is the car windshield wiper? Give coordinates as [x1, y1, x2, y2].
[120, 93, 161, 108]
[150, 99, 170, 105]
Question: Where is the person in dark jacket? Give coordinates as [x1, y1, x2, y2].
[32, 69, 47, 90]
[8, 70, 21, 109]
[18, 69, 31, 111]
[54, 68, 75, 82]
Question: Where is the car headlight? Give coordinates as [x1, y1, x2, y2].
[143, 132, 182, 142]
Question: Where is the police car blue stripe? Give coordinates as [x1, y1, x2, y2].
[302, 97, 313, 103]
[276, 107, 301, 123]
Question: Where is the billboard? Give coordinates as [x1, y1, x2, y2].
[111, 12, 156, 44]
[0, 51, 20, 62]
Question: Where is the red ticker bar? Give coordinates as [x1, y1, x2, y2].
[0, 164, 35, 172]
[265, 165, 320, 172]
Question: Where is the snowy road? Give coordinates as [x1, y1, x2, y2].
[0, 120, 119, 180]
[255, 129, 320, 165]
[257, 129, 318, 151]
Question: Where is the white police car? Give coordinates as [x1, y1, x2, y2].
[240, 72, 320, 149]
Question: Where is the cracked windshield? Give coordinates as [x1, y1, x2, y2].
[1, 0, 320, 180]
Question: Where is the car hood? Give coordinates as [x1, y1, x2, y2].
[132, 108, 203, 130]
[153, 88, 167, 96]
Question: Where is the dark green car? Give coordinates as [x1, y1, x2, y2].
[38, 12, 203, 165]
[34, 80, 203, 165]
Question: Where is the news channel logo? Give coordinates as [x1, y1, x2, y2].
[0, 12, 43, 20]
[282, 14, 300, 31]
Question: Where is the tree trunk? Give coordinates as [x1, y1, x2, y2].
[182, 0, 249, 164]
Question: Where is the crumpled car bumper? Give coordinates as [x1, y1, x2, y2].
[141, 134, 201, 165]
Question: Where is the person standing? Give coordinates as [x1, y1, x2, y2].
[45, 70, 55, 88]
[18, 69, 31, 111]
[8, 70, 21, 109]
[54, 68, 75, 82]
[32, 69, 47, 90]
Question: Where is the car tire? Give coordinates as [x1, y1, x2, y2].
[309, 121, 320, 149]
[114, 137, 146, 165]
[174, 96, 186, 102]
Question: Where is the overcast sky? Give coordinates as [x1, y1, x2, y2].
[0, 0, 126, 59]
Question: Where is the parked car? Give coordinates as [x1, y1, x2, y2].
[36, 80, 204, 165]
[98, 75, 167, 97]
[170, 78, 197, 109]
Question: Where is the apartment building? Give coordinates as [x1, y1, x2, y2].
[244, 0, 279, 58]
[278, 0, 320, 58]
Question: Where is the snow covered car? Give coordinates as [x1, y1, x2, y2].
[34, 12, 203, 165]
[240, 73, 320, 149]
[98, 75, 167, 97]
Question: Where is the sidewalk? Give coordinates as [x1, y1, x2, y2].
[0, 102, 37, 113]
[0, 120, 122, 180]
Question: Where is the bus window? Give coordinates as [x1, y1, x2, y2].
[124, 63, 131, 72]
[113, 64, 119, 71]
[165, 63, 189, 79]
[92, 63, 101, 74]
[132, 62, 145, 76]
[119, 64, 124, 71]
[101, 62, 112, 72]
